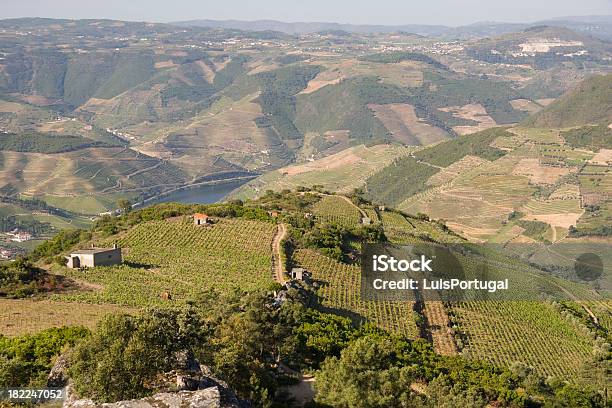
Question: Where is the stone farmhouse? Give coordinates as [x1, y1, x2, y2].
[66, 244, 122, 268]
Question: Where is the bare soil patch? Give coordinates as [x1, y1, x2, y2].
[590, 148, 612, 165]
[523, 212, 583, 229]
[512, 158, 575, 184]
[247, 62, 279, 75]
[445, 222, 498, 242]
[424, 301, 458, 356]
[536, 98, 555, 106]
[369, 103, 449, 145]
[510, 99, 543, 114]
[283, 146, 366, 176]
[154, 60, 177, 69]
[300, 70, 344, 94]
[439, 103, 497, 135]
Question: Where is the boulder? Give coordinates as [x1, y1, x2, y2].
[64, 385, 248, 408]
[47, 354, 69, 388]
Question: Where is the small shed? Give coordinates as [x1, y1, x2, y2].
[66, 244, 122, 268]
[290, 268, 311, 281]
[193, 213, 210, 226]
[291, 268, 304, 280]
[361, 217, 371, 225]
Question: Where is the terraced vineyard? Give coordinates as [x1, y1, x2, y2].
[311, 195, 362, 228]
[451, 301, 595, 379]
[293, 249, 420, 339]
[54, 218, 276, 306]
[379, 211, 422, 242]
[379, 210, 462, 243]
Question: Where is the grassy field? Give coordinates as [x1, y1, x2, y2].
[42, 193, 136, 215]
[230, 144, 409, 201]
[0, 299, 128, 337]
[52, 217, 276, 306]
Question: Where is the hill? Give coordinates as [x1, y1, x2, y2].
[359, 124, 610, 242]
[248, 118, 610, 244]
[0, 17, 608, 220]
[229, 144, 411, 201]
[7, 193, 608, 376]
[523, 74, 612, 128]
[466, 26, 612, 69]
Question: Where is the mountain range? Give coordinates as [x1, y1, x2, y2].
[174, 15, 612, 40]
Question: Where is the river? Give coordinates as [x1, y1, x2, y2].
[144, 179, 248, 205]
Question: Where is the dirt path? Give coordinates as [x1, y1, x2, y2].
[337, 194, 367, 219]
[423, 301, 459, 356]
[409, 152, 444, 170]
[550, 280, 599, 325]
[279, 363, 315, 406]
[271, 223, 288, 284]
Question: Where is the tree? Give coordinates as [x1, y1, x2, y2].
[0, 327, 88, 387]
[315, 336, 422, 407]
[68, 310, 188, 402]
[117, 199, 132, 214]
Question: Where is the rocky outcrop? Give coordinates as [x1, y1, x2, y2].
[66, 386, 225, 408]
[51, 350, 249, 408]
[47, 354, 70, 388]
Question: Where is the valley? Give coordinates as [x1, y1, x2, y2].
[0, 14, 610, 407]
[1, 18, 610, 221]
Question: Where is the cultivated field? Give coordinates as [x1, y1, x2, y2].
[439, 103, 498, 135]
[53, 217, 276, 306]
[452, 301, 595, 379]
[293, 249, 420, 339]
[368, 103, 450, 145]
[311, 195, 362, 228]
[231, 145, 409, 200]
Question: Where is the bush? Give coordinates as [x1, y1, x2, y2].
[0, 327, 89, 387]
[68, 310, 189, 402]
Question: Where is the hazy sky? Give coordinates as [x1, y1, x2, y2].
[1, 0, 611, 26]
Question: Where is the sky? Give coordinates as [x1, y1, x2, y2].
[1, 0, 611, 27]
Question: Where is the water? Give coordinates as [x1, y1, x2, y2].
[147, 180, 248, 205]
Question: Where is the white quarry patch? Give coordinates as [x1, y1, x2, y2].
[518, 38, 584, 53]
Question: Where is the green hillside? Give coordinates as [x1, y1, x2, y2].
[0, 131, 122, 153]
[562, 124, 612, 150]
[523, 74, 612, 128]
[295, 76, 408, 142]
[413, 127, 510, 166]
[363, 128, 510, 206]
